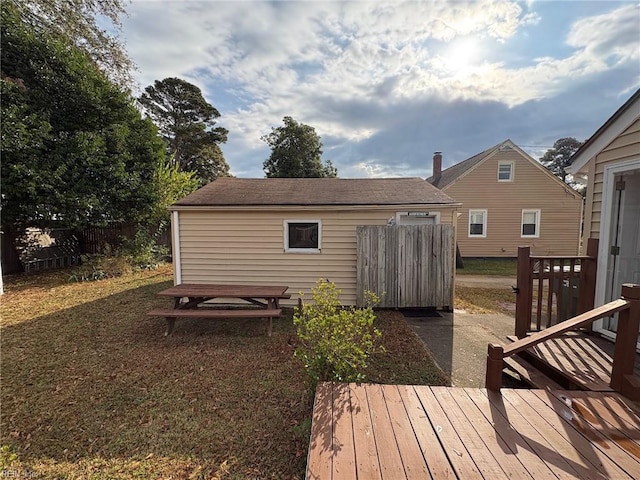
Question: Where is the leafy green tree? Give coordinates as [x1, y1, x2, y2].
[1, 3, 165, 243]
[262, 116, 337, 178]
[539, 137, 584, 187]
[7, 0, 132, 85]
[138, 77, 230, 185]
[147, 157, 199, 229]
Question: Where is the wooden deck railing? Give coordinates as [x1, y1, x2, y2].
[487, 284, 640, 400]
[514, 238, 598, 338]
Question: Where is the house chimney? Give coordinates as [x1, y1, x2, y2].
[433, 152, 442, 183]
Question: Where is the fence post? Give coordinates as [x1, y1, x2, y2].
[486, 344, 504, 391]
[515, 246, 532, 338]
[577, 238, 598, 317]
[610, 284, 640, 399]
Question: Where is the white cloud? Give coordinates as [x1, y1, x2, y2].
[122, 0, 639, 177]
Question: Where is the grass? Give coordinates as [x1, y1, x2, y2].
[1, 266, 446, 479]
[455, 285, 516, 316]
[456, 258, 517, 276]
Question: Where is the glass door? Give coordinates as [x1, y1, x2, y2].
[603, 170, 640, 334]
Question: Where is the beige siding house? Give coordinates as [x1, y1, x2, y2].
[170, 177, 460, 305]
[567, 89, 640, 330]
[427, 140, 583, 257]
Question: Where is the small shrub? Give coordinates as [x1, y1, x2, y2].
[67, 244, 129, 282]
[0, 445, 19, 469]
[294, 279, 383, 389]
[121, 229, 168, 270]
[68, 230, 167, 282]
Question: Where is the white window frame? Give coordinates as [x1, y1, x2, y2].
[521, 209, 540, 238]
[498, 161, 514, 182]
[284, 220, 322, 253]
[468, 209, 487, 238]
[395, 211, 441, 225]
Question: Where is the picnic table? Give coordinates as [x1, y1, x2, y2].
[147, 284, 290, 336]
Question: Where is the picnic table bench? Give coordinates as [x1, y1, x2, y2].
[147, 284, 290, 336]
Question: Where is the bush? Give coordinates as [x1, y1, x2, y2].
[68, 229, 168, 282]
[293, 279, 383, 388]
[67, 245, 130, 282]
[121, 229, 168, 269]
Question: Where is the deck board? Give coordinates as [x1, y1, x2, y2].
[397, 385, 455, 479]
[349, 383, 382, 479]
[482, 388, 588, 479]
[430, 387, 508, 478]
[331, 383, 356, 480]
[463, 388, 558, 479]
[383, 386, 430, 479]
[306, 382, 333, 480]
[307, 383, 640, 479]
[414, 386, 483, 479]
[513, 332, 640, 392]
[445, 387, 534, 479]
[530, 390, 640, 476]
[508, 389, 630, 479]
[366, 383, 406, 478]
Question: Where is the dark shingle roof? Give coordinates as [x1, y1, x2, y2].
[173, 177, 457, 207]
[426, 142, 504, 188]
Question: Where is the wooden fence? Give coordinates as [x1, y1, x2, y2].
[356, 224, 454, 309]
[3, 224, 172, 274]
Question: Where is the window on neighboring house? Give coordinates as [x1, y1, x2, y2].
[498, 161, 514, 181]
[521, 210, 540, 237]
[468, 209, 487, 237]
[284, 220, 321, 252]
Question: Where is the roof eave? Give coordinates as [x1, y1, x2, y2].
[170, 202, 462, 211]
[567, 90, 640, 176]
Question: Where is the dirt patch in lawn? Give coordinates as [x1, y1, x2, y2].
[455, 285, 516, 316]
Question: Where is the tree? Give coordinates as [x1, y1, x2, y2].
[147, 157, 199, 229]
[138, 77, 230, 185]
[1, 3, 165, 243]
[7, 0, 132, 85]
[539, 137, 584, 188]
[262, 116, 337, 178]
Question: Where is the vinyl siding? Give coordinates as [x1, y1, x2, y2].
[175, 207, 457, 305]
[585, 118, 640, 241]
[442, 149, 582, 257]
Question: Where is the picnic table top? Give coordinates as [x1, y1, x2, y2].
[157, 283, 290, 298]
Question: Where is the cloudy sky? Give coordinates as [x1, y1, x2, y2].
[121, 0, 639, 178]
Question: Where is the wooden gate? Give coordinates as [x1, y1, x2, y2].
[356, 224, 454, 308]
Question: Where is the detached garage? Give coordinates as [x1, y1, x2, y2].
[169, 177, 460, 306]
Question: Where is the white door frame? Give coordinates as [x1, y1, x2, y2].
[593, 157, 640, 334]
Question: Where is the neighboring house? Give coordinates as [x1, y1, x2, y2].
[567, 88, 640, 340]
[169, 177, 460, 305]
[427, 139, 583, 258]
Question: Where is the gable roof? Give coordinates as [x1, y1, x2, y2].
[567, 89, 640, 176]
[427, 140, 515, 188]
[172, 177, 458, 207]
[426, 139, 582, 198]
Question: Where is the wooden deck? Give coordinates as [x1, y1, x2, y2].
[306, 383, 640, 479]
[509, 332, 640, 392]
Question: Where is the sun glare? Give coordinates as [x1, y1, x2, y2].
[445, 38, 480, 76]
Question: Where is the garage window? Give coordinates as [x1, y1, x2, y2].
[285, 220, 321, 252]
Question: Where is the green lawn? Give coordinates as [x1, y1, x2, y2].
[1, 266, 446, 479]
[456, 258, 517, 276]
